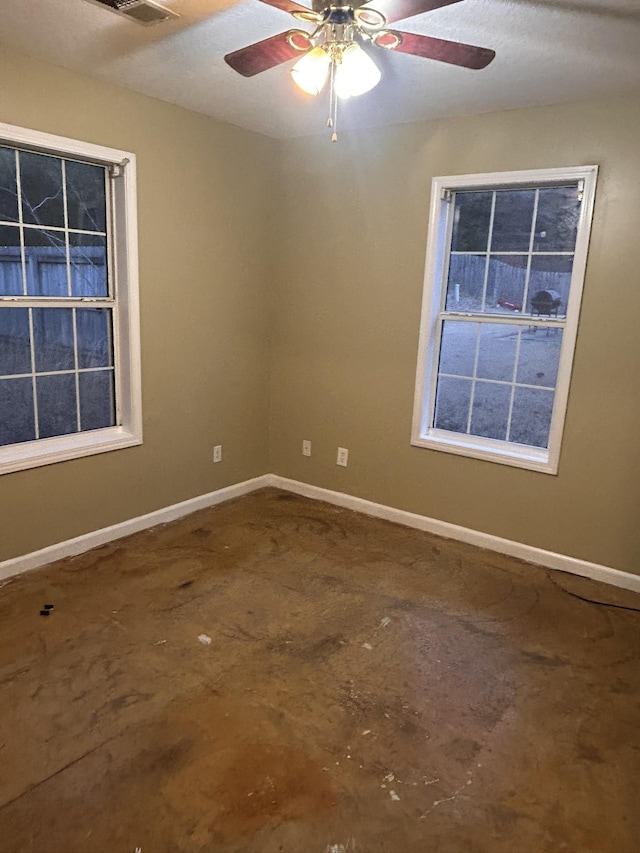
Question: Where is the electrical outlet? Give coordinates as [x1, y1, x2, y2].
[337, 447, 349, 467]
[302, 440, 312, 457]
[213, 445, 222, 463]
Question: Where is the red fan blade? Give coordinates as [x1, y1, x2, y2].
[256, 0, 316, 14]
[391, 31, 495, 69]
[361, 0, 464, 25]
[225, 32, 307, 77]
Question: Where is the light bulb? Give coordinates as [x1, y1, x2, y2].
[291, 46, 330, 96]
[334, 44, 381, 99]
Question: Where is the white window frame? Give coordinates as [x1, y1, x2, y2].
[0, 121, 142, 475]
[411, 165, 598, 474]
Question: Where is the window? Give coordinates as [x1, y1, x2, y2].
[0, 122, 141, 475]
[412, 166, 597, 473]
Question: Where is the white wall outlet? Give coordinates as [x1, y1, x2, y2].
[337, 447, 349, 467]
[213, 445, 222, 463]
[302, 440, 312, 457]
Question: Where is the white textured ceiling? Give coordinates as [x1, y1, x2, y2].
[1, 0, 639, 138]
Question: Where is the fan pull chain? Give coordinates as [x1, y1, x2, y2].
[327, 60, 338, 142]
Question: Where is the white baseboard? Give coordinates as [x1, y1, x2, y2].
[2, 472, 639, 595]
[0, 474, 272, 583]
[269, 475, 640, 595]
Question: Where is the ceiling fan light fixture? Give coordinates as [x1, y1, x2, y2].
[334, 44, 381, 99]
[223, 0, 496, 141]
[291, 46, 331, 95]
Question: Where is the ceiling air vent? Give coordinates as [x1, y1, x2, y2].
[90, 0, 179, 25]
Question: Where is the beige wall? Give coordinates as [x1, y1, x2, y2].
[270, 96, 640, 575]
[0, 46, 277, 561]
[1, 44, 638, 576]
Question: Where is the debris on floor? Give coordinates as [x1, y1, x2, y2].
[2, 489, 640, 852]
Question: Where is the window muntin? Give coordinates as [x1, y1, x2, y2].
[0, 122, 141, 474]
[412, 167, 597, 473]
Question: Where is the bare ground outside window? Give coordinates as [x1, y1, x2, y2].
[434, 322, 562, 448]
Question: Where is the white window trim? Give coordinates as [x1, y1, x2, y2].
[0, 121, 142, 475]
[411, 165, 598, 474]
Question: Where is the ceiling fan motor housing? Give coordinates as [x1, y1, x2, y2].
[323, 6, 357, 24]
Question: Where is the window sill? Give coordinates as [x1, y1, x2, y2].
[411, 430, 558, 474]
[0, 426, 143, 476]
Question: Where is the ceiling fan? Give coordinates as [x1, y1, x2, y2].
[224, 0, 495, 139]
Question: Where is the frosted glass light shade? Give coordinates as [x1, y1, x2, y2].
[334, 44, 381, 99]
[291, 46, 331, 96]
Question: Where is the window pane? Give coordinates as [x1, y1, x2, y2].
[470, 381, 511, 441]
[19, 151, 65, 228]
[79, 370, 115, 431]
[76, 308, 113, 368]
[33, 308, 75, 372]
[0, 308, 31, 375]
[70, 233, 107, 297]
[533, 186, 580, 252]
[491, 189, 535, 252]
[509, 387, 554, 448]
[438, 320, 478, 377]
[528, 255, 573, 318]
[486, 255, 527, 314]
[24, 228, 68, 296]
[434, 375, 472, 433]
[0, 225, 23, 296]
[0, 377, 35, 446]
[0, 147, 19, 223]
[445, 254, 485, 312]
[476, 323, 518, 382]
[451, 192, 492, 252]
[516, 329, 563, 387]
[66, 160, 106, 233]
[36, 373, 77, 438]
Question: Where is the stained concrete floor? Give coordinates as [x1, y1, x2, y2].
[0, 488, 639, 853]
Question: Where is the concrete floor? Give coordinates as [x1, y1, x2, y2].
[0, 488, 639, 853]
